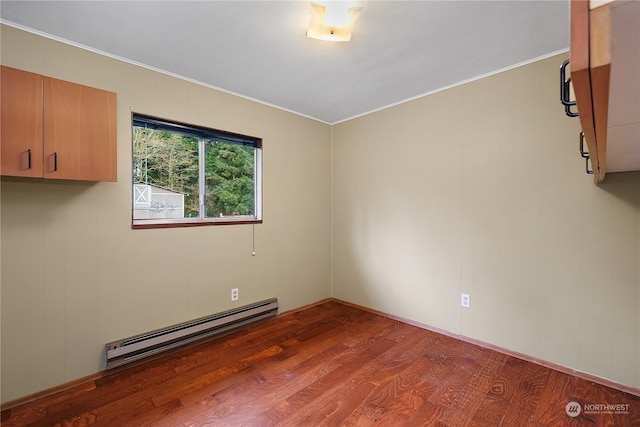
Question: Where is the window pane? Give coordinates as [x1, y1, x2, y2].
[133, 127, 199, 220]
[204, 139, 255, 218]
[132, 113, 262, 228]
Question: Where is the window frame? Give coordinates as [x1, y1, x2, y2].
[131, 113, 262, 229]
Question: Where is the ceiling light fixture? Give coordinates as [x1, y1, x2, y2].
[306, 1, 363, 42]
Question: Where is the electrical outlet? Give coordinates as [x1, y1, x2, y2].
[231, 288, 239, 301]
[461, 293, 470, 308]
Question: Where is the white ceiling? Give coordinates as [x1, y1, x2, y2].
[0, 1, 569, 124]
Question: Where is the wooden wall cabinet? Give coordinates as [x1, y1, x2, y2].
[1, 66, 117, 182]
[1, 66, 43, 178]
[570, 0, 640, 182]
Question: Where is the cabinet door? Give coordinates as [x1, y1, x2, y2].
[43, 77, 117, 181]
[1, 66, 44, 177]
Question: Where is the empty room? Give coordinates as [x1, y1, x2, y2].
[1, 1, 639, 425]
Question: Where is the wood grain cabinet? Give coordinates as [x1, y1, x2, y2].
[569, 0, 640, 182]
[1, 65, 117, 182]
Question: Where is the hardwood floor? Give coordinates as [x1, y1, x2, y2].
[2, 299, 639, 426]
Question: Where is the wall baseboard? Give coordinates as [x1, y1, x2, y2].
[0, 299, 330, 411]
[3, 296, 637, 411]
[332, 297, 640, 398]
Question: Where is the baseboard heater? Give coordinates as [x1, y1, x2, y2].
[105, 297, 278, 369]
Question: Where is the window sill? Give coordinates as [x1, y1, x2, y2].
[132, 217, 262, 230]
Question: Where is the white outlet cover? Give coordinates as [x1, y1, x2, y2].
[461, 293, 470, 308]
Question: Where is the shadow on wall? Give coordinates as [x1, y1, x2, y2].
[596, 171, 640, 205]
[0, 177, 101, 227]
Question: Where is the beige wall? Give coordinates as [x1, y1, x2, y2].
[333, 54, 640, 390]
[2, 25, 639, 405]
[0, 25, 332, 403]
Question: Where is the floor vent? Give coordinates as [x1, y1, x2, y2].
[105, 298, 278, 369]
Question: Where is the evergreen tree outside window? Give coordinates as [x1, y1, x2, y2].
[132, 114, 262, 228]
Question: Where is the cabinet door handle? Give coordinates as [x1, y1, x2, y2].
[53, 152, 58, 172]
[579, 131, 589, 159]
[27, 149, 32, 169]
[560, 60, 578, 117]
[585, 156, 594, 175]
[578, 131, 593, 175]
[579, 132, 594, 175]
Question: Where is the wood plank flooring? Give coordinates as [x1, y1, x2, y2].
[2, 299, 639, 426]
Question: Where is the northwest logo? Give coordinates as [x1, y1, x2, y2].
[566, 401, 582, 418]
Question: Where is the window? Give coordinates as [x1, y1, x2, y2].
[132, 114, 262, 228]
